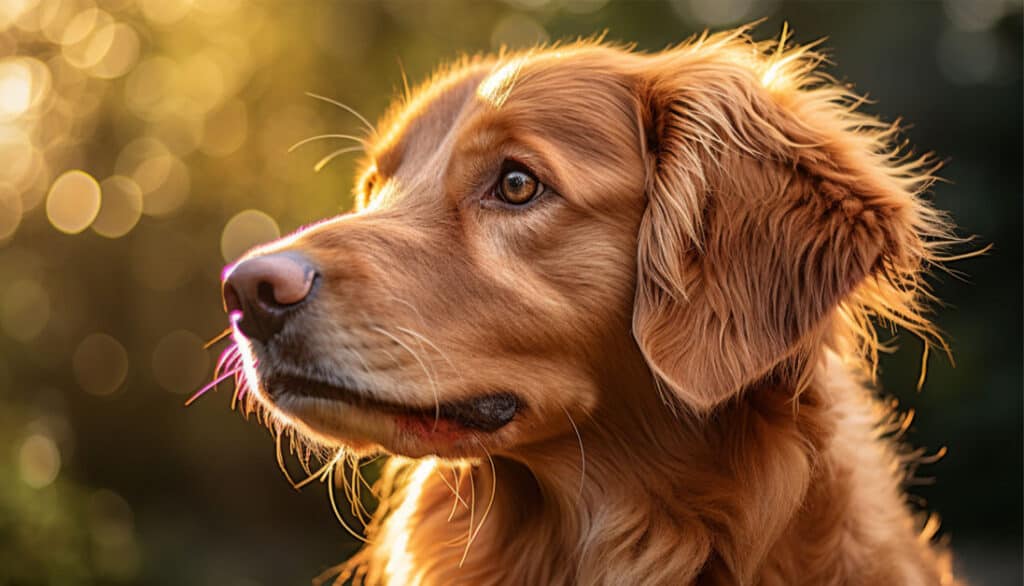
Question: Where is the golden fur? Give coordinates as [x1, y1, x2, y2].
[224, 27, 964, 585]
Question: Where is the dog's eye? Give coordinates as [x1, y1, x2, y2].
[496, 168, 542, 205]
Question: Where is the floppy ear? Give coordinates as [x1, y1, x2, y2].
[631, 33, 950, 412]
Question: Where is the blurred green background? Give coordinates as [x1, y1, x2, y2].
[0, 0, 1020, 584]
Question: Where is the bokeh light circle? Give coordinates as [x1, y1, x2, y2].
[181, 52, 226, 111]
[0, 56, 52, 121]
[89, 487, 142, 580]
[0, 126, 37, 187]
[89, 489, 135, 548]
[115, 138, 190, 216]
[60, 7, 103, 46]
[220, 209, 280, 262]
[1, 278, 50, 342]
[0, 1, 38, 31]
[61, 10, 116, 70]
[46, 169, 101, 234]
[72, 333, 129, 396]
[124, 56, 179, 120]
[490, 14, 549, 49]
[151, 330, 210, 394]
[670, 0, 760, 26]
[140, 0, 194, 26]
[89, 23, 140, 80]
[92, 175, 142, 238]
[18, 432, 61, 488]
[135, 154, 190, 216]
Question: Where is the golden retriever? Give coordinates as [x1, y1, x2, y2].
[207, 27, 964, 585]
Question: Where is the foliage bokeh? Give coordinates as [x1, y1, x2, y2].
[0, 0, 1020, 584]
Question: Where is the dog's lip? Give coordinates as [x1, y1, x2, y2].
[265, 374, 521, 433]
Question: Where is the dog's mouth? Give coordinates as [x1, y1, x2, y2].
[265, 374, 521, 433]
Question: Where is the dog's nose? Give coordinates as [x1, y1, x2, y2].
[222, 252, 317, 342]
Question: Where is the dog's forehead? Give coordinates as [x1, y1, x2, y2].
[370, 62, 492, 176]
[371, 48, 638, 172]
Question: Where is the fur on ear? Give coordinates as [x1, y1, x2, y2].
[631, 28, 957, 412]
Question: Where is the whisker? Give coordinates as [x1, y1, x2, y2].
[351, 456, 376, 519]
[345, 454, 361, 523]
[275, 428, 301, 488]
[395, 325, 461, 382]
[436, 465, 470, 511]
[328, 465, 373, 544]
[372, 326, 441, 430]
[562, 406, 587, 503]
[344, 342, 376, 382]
[463, 463, 476, 555]
[460, 438, 497, 567]
[314, 146, 366, 172]
[288, 133, 368, 153]
[390, 295, 464, 385]
[360, 454, 384, 468]
[448, 464, 464, 521]
[231, 368, 250, 410]
[185, 367, 241, 406]
[305, 91, 376, 134]
[203, 328, 232, 349]
[396, 56, 412, 104]
[214, 345, 240, 378]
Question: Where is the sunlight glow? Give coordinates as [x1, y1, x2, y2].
[0, 61, 30, 117]
[476, 57, 525, 109]
[382, 459, 437, 586]
[760, 61, 783, 89]
[0, 57, 49, 121]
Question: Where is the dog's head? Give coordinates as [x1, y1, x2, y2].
[220, 30, 948, 458]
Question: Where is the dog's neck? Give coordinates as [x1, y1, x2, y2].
[500, 357, 830, 584]
[355, 348, 949, 585]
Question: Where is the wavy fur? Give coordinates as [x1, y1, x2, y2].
[220, 26, 967, 586]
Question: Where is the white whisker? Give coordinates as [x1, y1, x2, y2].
[305, 91, 376, 134]
[372, 326, 441, 429]
[395, 325, 461, 382]
[460, 437, 497, 566]
[314, 146, 366, 172]
[288, 133, 368, 153]
[562, 406, 587, 503]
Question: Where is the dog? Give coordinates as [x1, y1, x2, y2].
[209, 27, 964, 585]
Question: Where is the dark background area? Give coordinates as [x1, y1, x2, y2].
[0, 1, 1020, 584]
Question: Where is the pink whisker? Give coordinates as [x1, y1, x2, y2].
[215, 350, 241, 379]
[214, 344, 242, 374]
[186, 367, 242, 407]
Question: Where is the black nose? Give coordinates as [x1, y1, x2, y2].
[222, 252, 317, 342]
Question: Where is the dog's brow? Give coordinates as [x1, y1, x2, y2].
[476, 58, 525, 110]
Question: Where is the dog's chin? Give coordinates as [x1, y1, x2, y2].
[254, 374, 523, 459]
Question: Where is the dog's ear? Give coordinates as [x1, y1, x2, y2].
[631, 34, 950, 412]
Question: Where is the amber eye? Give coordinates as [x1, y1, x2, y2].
[496, 169, 541, 205]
